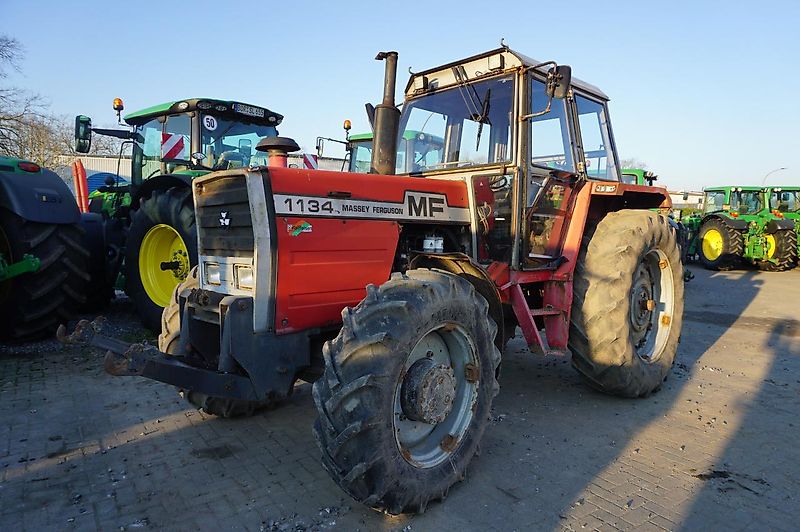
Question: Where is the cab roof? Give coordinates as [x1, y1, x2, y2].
[124, 98, 283, 127]
[404, 46, 609, 101]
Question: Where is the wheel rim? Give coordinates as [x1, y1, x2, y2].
[701, 228, 724, 260]
[765, 234, 776, 259]
[629, 248, 675, 363]
[393, 324, 478, 469]
[138, 224, 190, 308]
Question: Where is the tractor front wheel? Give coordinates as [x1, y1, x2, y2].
[757, 229, 797, 271]
[158, 267, 275, 417]
[312, 269, 500, 514]
[698, 218, 743, 270]
[126, 187, 196, 332]
[570, 210, 684, 397]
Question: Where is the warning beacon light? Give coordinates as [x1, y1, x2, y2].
[113, 98, 124, 122]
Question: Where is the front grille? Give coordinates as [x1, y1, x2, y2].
[195, 174, 254, 257]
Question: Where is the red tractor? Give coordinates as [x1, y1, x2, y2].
[80, 47, 683, 513]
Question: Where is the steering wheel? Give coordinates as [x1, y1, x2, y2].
[214, 151, 246, 170]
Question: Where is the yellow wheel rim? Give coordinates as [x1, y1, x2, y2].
[765, 234, 776, 259]
[139, 224, 190, 308]
[701, 228, 725, 261]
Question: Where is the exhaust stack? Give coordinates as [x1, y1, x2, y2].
[370, 51, 400, 175]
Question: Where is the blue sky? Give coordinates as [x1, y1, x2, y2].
[2, 0, 798, 190]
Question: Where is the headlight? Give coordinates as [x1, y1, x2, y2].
[205, 262, 221, 285]
[235, 265, 254, 290]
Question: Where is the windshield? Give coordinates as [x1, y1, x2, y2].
[132, 113, 279, 181]
[397, 75, 514, 171]
[200, 114, 278, 169]
[730, 191, 763, 215]
[771, 190, 800, 213]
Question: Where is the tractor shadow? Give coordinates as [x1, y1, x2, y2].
[0, 265, 784, 531]
[678, 318, 800, 530]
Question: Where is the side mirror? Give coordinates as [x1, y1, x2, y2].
[238, 139, 252, 158]
[545, 65, 572, 99]
[315, 137, 325, 157]
[74, 115, 92, 153]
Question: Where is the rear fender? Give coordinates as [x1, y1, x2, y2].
[0, 167, 80, 224]
[703, 214, 748, 231]
[765, 218, 794, 233]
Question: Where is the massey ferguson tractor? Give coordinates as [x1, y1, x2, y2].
[68, 47, 684, 513]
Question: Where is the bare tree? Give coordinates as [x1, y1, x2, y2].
[1, 35, 121, 166]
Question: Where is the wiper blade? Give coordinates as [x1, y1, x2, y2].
[475, 89, 491, 151]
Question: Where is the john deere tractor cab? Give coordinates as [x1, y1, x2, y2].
[621, 168, 657, 186]
[74, 98, 282, 330]
[346, 131, 446, 173]
[688, 186, 796, 271]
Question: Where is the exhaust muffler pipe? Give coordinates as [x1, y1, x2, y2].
[370, 51, 400, 175]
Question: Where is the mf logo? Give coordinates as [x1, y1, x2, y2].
[406, 192, 445, 218]
[219, 211, 230, 227]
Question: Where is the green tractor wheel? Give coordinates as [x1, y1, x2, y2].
[0, 208, 89, 342]
[698, 218, 743, 270]
[758, 230, 798, 271]
[125, 187, 196, 332]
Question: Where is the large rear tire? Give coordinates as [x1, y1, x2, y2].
[0, 208, 89, 343]
[312, 269, 500, 514]
[698, 217, 743, 270]
[757, 229, 797, 271]
[569, 210, 684, 397]
[158, 267, 273, 418]
[126, 187, 196, 332]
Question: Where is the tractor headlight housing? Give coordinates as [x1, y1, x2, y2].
[205, 262, 221, 285]
[235, 265, 254, 290]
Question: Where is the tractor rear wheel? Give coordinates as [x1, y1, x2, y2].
[158, 267, 273, 417]
[312, 269, 500, 514]
[0, 208, 89, 343]
[570, 210, 684, 397]
[757, 229, 797, 271]
[126, 187, 196, 332]
[698, 218, 743, 270]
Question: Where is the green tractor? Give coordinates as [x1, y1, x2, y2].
[686, 186, 797, 271]
[766, 185, 800, 257]
[0, 156, 88, 342]
[74, 98, 282, 330]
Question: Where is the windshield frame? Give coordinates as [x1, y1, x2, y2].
[397, 72, 517, 174]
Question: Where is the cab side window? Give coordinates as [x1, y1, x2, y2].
[575, 95, 617, 181]
[530, 79, 574, 172]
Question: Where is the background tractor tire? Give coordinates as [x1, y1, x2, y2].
[758, 229, 797, 271]
[158, 267, 273, 418]
[698, 218, 743, 270]
[0, 208, 89, 343]
[312, 269, 500, 514]
[569, 210, 684, 398]
[126, 187, 196, 332]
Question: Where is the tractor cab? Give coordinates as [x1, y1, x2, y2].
[393, 47, 627, 267]
[702, 186, 765, 218]
[621, 168, 657, 186]
[767, 186, 800, 218]
[346, 131, 446, 173]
